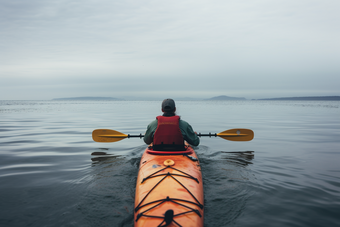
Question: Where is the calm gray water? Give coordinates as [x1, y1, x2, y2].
[0, 100, 339, 227]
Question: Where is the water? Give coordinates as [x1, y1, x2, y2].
[0, 100, 339, 227]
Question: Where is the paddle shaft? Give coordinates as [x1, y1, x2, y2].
[198, 133, 217, 137]
[127, 133, 219, 137]
[127, 133, 217, 138]
[128, 134, 144, 138]
[92, 128, 253, 142]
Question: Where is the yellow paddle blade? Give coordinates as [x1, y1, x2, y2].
[217, 128, 254, 141]
[92, 129, 128, 142]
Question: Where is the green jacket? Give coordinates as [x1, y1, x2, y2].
[144, 117, 200, 146]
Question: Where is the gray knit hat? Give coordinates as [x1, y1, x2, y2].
[162, 98, 176, 111]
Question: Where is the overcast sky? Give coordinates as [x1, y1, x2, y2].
[1, 0, 340, 100]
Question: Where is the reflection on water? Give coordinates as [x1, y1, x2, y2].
[91, 148, 112, 161]
[91, 155, 121, 162]
[220, 151, 255, 166]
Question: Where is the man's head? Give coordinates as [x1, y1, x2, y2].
[162, 98, 176, 113]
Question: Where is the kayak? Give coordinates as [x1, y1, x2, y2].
[134, 144, 204, 227]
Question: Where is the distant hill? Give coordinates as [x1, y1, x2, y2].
[257, 96, 340, 101]
[206, 95, 246, 101]
[52, 97, 122, 101]
[175, 97, 204, 101]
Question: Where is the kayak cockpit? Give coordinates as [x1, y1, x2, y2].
[146, 142, 193, 155]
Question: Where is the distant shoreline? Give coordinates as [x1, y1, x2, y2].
[255, 96, 340, 101]
[205, 95, 246, 101]
[52, 97, 122, 101]
[47, 96, 340, 101]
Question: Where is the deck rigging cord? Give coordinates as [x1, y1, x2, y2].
[135, 165, 203, 226]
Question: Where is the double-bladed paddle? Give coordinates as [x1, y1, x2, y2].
[92, 128, 254, 143]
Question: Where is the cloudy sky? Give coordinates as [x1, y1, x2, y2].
[1, 0, 339, 100]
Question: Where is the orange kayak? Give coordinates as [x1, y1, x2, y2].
[134, 145, 204, 227]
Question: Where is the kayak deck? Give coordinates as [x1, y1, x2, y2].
[134, 145, 204, 227]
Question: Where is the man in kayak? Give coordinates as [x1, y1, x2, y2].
[144, 98, 200, 151]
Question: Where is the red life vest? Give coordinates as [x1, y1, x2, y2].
[152, 115, 185, 151]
